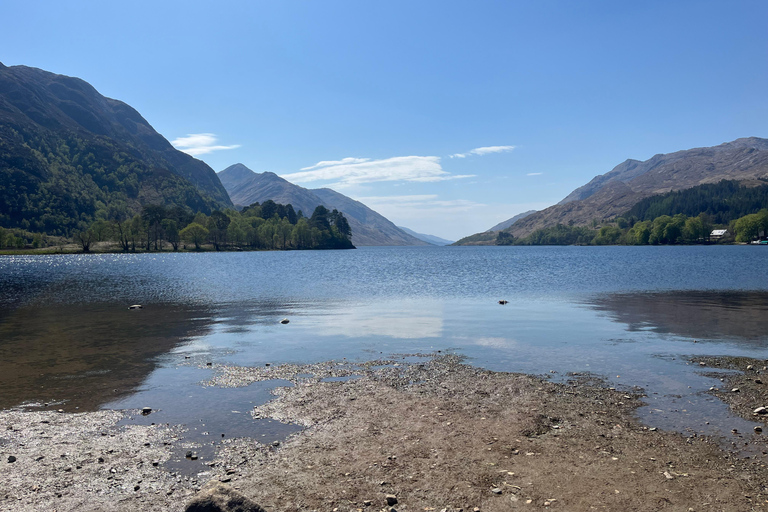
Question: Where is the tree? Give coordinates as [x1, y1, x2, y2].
[74, 229, 95, 252]
[207, 210, 231, 250]
[180, 223, 209, 250]
[496, 232, 515, 245]
[162, 219, 180, 251]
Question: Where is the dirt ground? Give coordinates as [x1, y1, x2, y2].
[2, 355, 768, 511]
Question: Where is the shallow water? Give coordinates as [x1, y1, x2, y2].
[1, 245, 767, 444]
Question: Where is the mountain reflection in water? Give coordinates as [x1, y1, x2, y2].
[0, 303, 215, 411]
[586, 291, 768, 343]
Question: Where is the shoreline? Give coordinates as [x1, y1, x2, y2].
[2, 355, 768, 511]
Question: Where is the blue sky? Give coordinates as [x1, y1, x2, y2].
[2, 1, 767, 239]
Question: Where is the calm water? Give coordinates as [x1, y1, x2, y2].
[2, 245, 768, 456]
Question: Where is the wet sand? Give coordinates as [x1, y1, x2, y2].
[2, 354, 768, 511]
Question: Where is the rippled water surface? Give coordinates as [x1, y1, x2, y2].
[1, 245, 767, 443]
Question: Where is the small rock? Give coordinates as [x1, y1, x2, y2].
[498, 300, 508, 305]
[755, 426, 763, 433]
[363, 500, 372, 506]
[57, 409, 65, 413]
[8, 456, 16, 463]
[385, 495, 398, 506]
[183, 480, 266, 511]
[491, 488, 502, 495]
[756, 379, 763, 384]
[141, 407, 152, 415]
[152, 460, 160, 467]
[731, 388, 740, 393]
[280, 318, 290, 324]
[134, 485, 140, 491]
[128, 304, 143, 310]
[754, 407, 767, 415]
[699, 362, 706, 366]
[271, 441, 280, 447]
[663, 471, 674, 480]
[747, 365, 754, 370]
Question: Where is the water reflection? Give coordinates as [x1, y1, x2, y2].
[586, 291, 768, 343]
[0, 303, 215, 410]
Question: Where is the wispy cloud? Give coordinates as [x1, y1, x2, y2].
[527, 172, 543, 176]
[300, 157, 370, 171]
[282, 156, 474, 186]
[450, 145, 515, 159]
[171, 133, 240, 156]
[354, 194, 481, 213]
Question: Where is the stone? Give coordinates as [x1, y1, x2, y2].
[280, 318, 290, 324]
[8, 456, 16, 463]
[754, 407, 767, 415]
[142, 407, 152, 415]
[184, 481, 266, 512]
[731, 388, 740, 393]
[663, 471, 674, 480]
[755, 426, 763, 433]
[129, 305, 143, 310]
[498, 300, 508, 305]
[491, 488, 502, 495]
[756, 379, 763, 384]
[747, 365, 754, 370]
[385, 495, 398, 506]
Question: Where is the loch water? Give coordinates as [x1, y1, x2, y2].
[1, 245, 767, 451]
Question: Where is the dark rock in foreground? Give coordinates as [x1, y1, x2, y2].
[185, 481, 266, 512]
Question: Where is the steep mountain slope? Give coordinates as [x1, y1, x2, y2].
[396, 226, 454, 246]
[218, 164, 428, 246]
[0, 62, 231, 234]
[503, 137, 768, 238]
[487, 210, 537, 232]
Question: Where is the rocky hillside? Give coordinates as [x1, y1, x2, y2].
[0, 62, 232, 234]
[487, 137, 768, 240]
[219, 164, 429, 246]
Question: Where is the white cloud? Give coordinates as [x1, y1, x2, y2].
[450, 145, 515, 158]
[354, 194, 482, 215]
[171, 133, 241, 156]
[281, 156, 474, 186]
[300, 157, 370, 171]
[527, 172, 543, 176]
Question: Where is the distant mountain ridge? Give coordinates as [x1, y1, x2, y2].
[459, 137, 768, 242]
[218, 164, 429, 246]
[0, 62, 231, 234]
[396, 226, 454, 246]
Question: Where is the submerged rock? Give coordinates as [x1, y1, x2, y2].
[184, 481, 266, 512]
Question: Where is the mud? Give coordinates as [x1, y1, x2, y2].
[2, 355, 768, 511]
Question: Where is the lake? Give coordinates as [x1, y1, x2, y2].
[1, 245, 767, 448]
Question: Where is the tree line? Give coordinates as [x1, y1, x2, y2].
[498, 209, 768, 246]
[0, 200, 354, 252]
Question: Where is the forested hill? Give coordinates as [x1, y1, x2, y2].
[0, 62, 232, 235]
[626, 180, 768, 225]
[456, 137, 768, 244]
[218, 164, 429, 246]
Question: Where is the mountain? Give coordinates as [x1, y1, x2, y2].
[0, 62, 232, 235]
[470, 137, 768, 241]
[396, 226, 454, 246]
[218, 164, 429, 246]
[487, 210, 538, 232]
